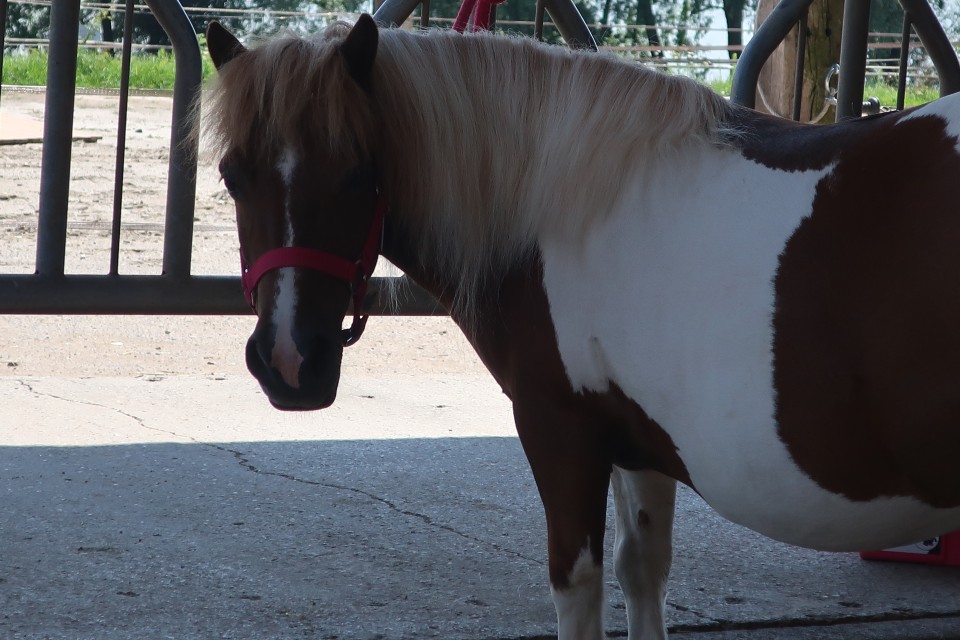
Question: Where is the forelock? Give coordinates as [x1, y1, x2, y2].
[196, 22, 377, 165]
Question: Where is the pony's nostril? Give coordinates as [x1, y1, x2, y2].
[245, 335, 271, 379]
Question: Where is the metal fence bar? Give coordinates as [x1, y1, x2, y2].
[897, 14, 912, 110]
[0, 0, 8, 113]
[110, 0, 136, 275]
[542, 0, 597, 50]
[733, 0, 958, 112]
[730, 0, 813, 109]
[791, 8, 808, 121]
[4, 0, 957, 318]
[836, 0, 871, 120]
[35, 0, 81, 277]
[144, 0, 201, 280]
[373, 0, 421, 27]
[0, 276, 443, 315]
[899, 0, 960, 95]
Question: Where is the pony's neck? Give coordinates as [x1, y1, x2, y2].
[372, 29, 732, 314]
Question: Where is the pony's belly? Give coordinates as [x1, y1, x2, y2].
[539, 150, 960, 551]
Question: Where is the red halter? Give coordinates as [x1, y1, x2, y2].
[240, 194, 388, 346]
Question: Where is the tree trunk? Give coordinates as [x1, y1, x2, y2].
[601, 0, 613, 27]
[755, 0, 843, 122]
[636, 0, 663, 57]
[723, 0, 745, 59]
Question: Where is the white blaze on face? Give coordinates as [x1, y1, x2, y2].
[270, 146, 304, 389]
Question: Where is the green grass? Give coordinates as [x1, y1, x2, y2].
[0, 47, 943, 110]
[862, 79, 940, 108]
[707, 75, 939, 109]
[2, 47, 217, 90]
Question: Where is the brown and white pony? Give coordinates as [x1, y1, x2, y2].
[201, 15, 960, 639]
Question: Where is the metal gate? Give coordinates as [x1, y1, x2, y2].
[0, 0, 440, 315]
[1, 0, 958, 315]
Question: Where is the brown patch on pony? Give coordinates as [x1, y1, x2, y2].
[448, 252, 689, 586]
[732, 105, 899, 172]
[463, 254, 692, 491]
[773, 113, 960, 508]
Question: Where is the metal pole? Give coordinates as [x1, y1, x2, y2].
[143, 0, 202, 280]
[898, 0, 960, 96]
[896, 12, 911, 110]
[36, 0, 81, 277]
[534, 0, 545, 41]
[110, 0, 136, 275]
[419, 0, 430, 29]
[837, 0, 870, 122]
[835, 0, 870, 121]
[542, 0, 597, 51]
[0, 0, 8, 113]
[730, 0, 814, 108]
[0, 275, 442, 316]
[374, 0, 421, 27]
[791, 10, 808, 121]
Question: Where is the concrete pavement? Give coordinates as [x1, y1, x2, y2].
[2, 373, 960, 639]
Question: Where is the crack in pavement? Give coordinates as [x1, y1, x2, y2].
[666, 600, 721, 625]
[221, 445, 547, 568]
[13, 378, 196, 443]
[13, 379, 544, 569]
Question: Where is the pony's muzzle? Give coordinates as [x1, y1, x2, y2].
[245, 327, 344, 411]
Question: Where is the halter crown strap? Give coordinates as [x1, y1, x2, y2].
[240, 193, 387, 346]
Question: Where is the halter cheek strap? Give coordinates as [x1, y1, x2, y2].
[240, 194, 388, 347]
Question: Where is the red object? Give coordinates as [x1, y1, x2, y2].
[239, 193, 387, 346]
[860, 531, 960, 566]
[453, 0, 508, 33]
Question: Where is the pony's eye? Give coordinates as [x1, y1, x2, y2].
[220, 168, 243, 198]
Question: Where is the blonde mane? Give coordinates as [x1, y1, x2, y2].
[199, 23, 736, 314]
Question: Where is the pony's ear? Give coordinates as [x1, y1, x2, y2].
[340, 14, 379, 88]
[207, 21, 247, 71]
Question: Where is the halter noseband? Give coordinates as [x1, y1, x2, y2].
[240, 194, 388, 347]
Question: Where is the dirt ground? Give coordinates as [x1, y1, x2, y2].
[0, 90, 487, 381]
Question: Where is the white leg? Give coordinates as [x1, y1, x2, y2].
[611, 468, 677, 640]
[551, 545, 605, 640]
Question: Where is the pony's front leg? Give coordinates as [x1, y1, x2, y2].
[611, 467, 676, 640]
[513, 400, 611, 640]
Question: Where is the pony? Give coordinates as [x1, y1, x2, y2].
[200, 15, 960, 639]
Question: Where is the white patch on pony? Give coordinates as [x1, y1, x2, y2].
[551, 545, 604, 640]
[541, 144, 960, 551]
[269, 146, 303, 389]
[276, 145, 299, 188]
[897, 91, 960, 154]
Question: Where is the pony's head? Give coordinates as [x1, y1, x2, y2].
[205, 16, 383, 410]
